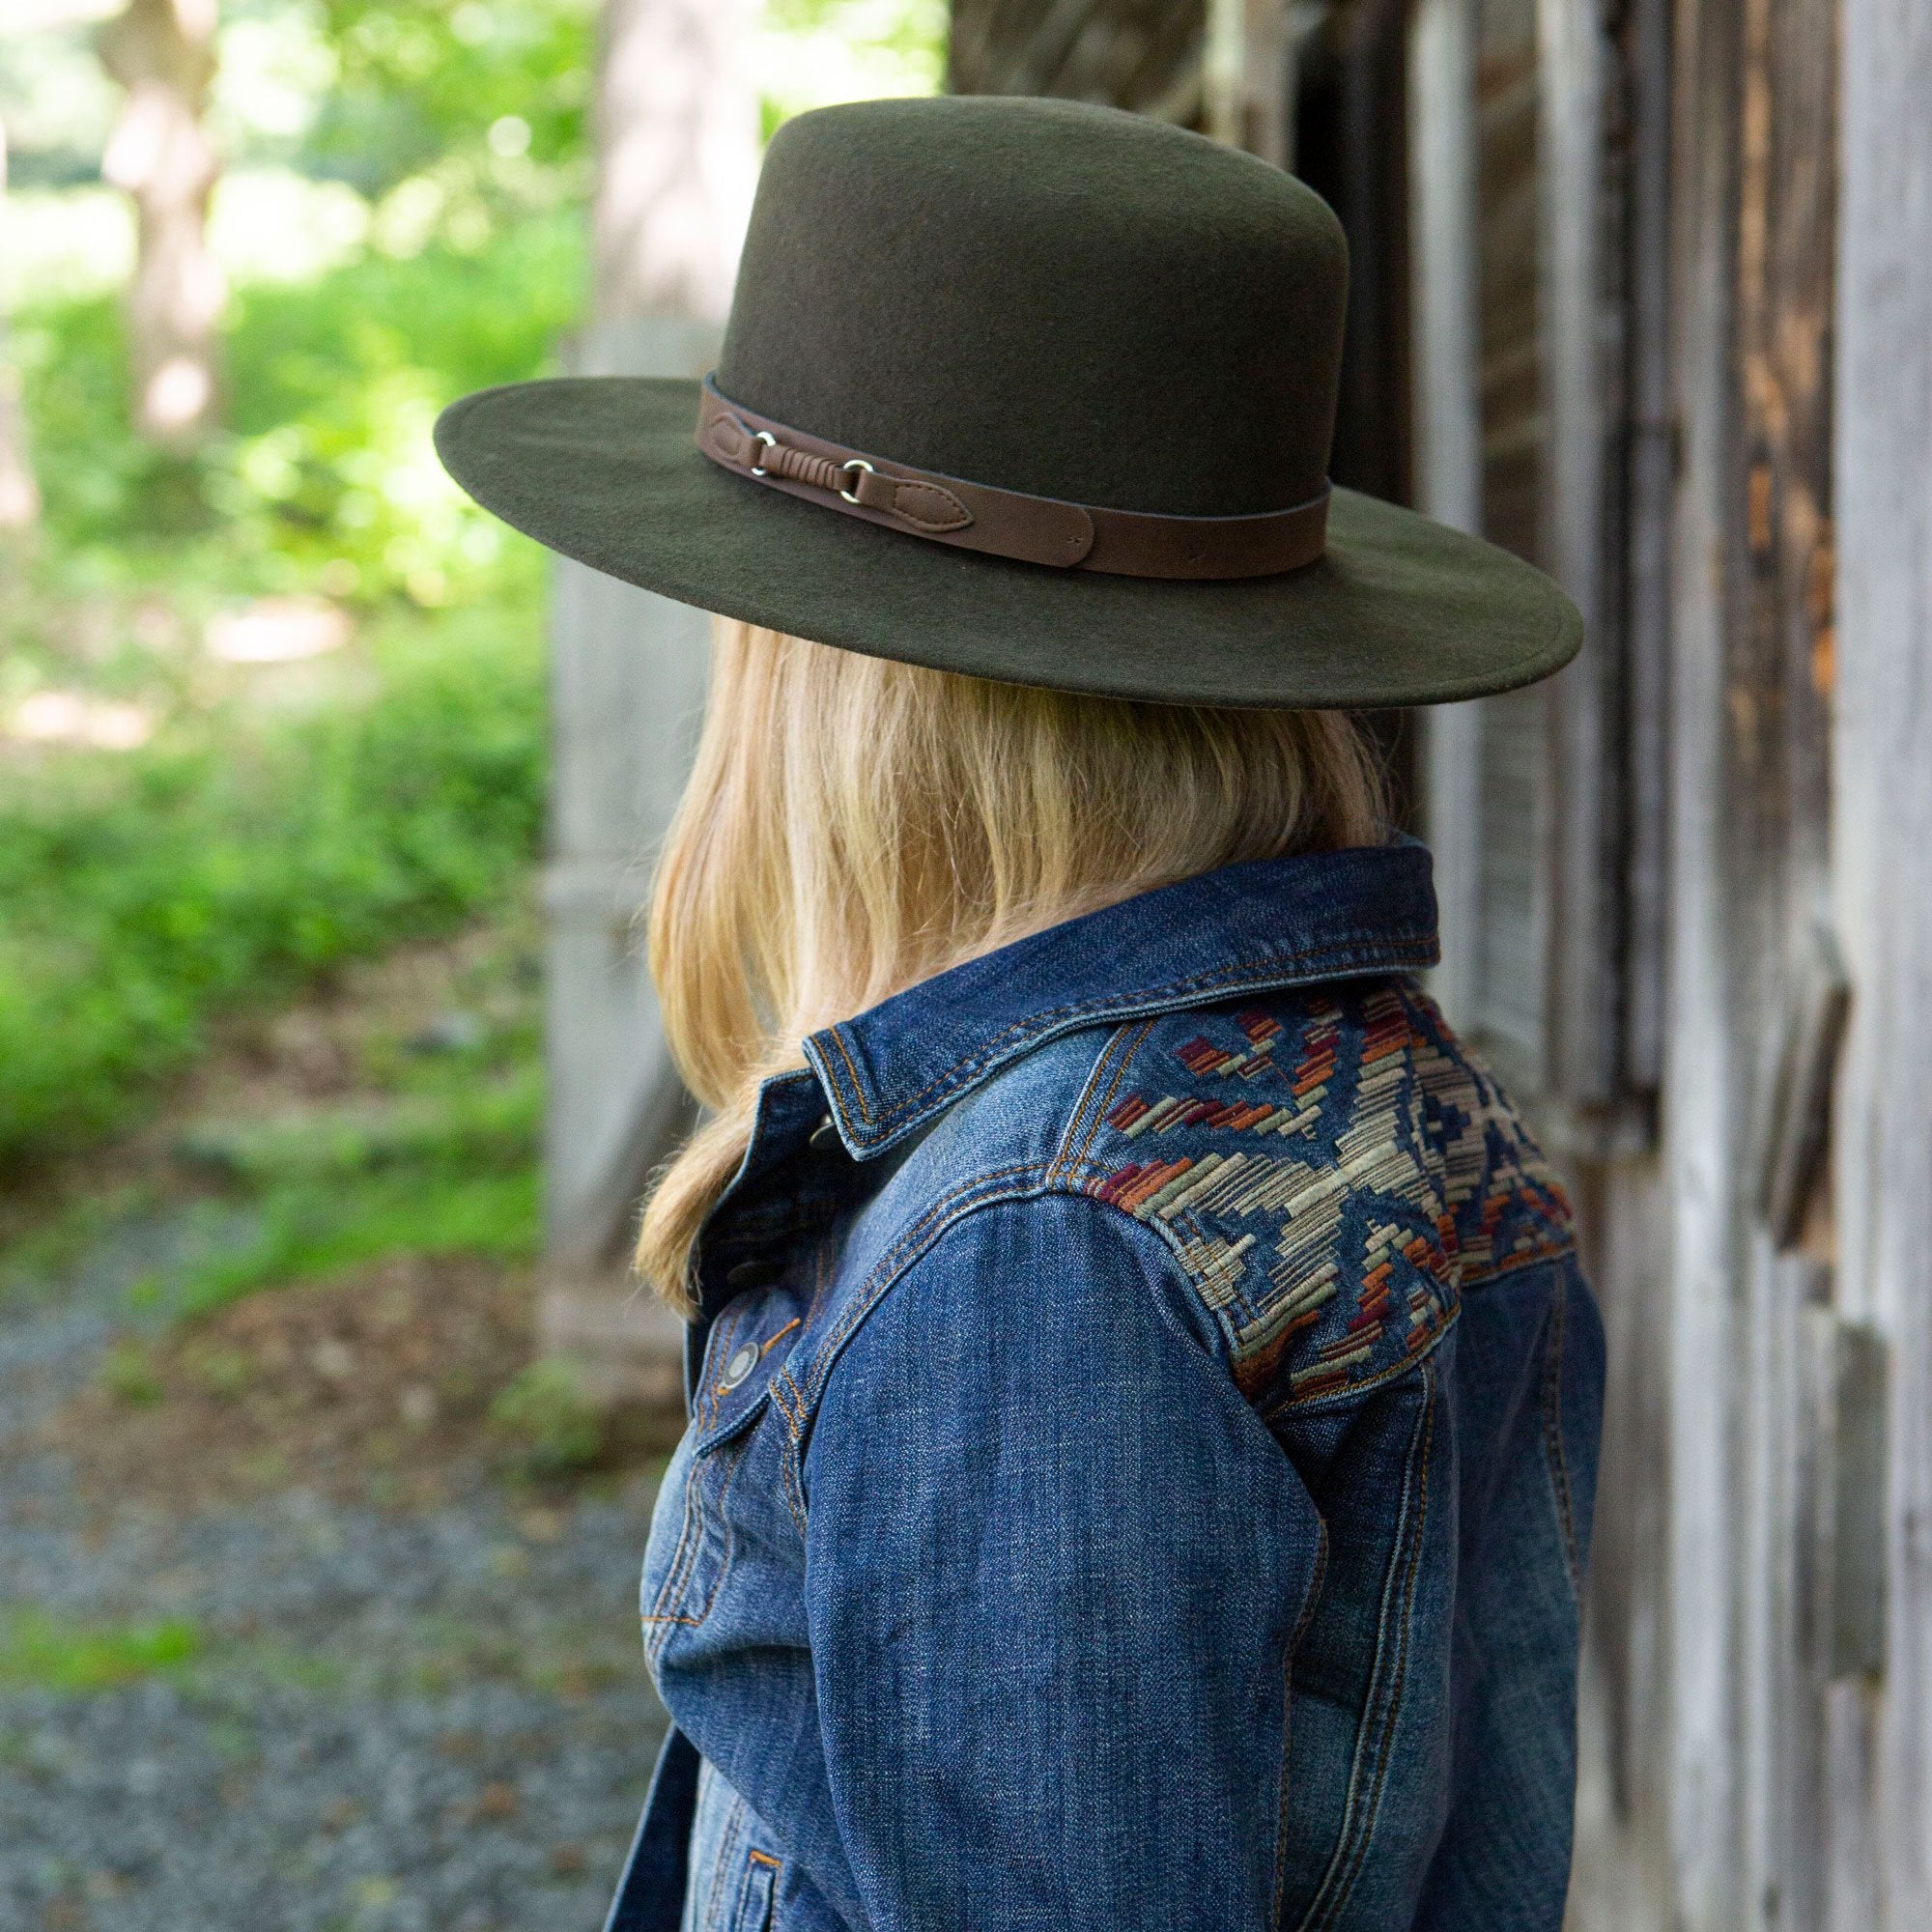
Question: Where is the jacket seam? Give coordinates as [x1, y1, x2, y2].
[1260, 1308, 1462, 1418]
[792, 1159, 1089, 1415]
[732, 1846, 780, 1931]
[700, 1784, 751, 1932]
[1294, 1361, 1436, 1932]
[820, 937, 1435, 1140]
[1090, 1185, 1461, 1415]
[1273, 1512, 1331, 1929]
[1460, 1236, 1578, 1293]
[1051, 1020, 1154, 1182]
[826, 1025, 873, 1125]
[1542, 1269, 1584, 1600]
[778, 1155, 1130, 1513]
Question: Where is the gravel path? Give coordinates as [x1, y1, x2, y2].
[0, 1213, 669, 1932]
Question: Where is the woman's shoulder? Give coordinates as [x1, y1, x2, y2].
[828, 975, 1577, 1413]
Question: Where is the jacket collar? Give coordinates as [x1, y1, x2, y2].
[803, 839, 1438, 1157]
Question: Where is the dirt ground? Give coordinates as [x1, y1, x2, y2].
[0, 921, 676, 1932]
[44, 1250, 535, 1513]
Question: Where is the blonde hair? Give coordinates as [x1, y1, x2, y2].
[636, 618, 1387, 1309]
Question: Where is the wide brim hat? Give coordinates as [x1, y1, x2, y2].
[436, 96, 1580, 710]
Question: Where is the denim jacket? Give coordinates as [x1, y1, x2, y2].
[606, 841, 1604, 1932]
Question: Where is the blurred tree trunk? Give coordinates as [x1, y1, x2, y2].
[0, 116, 42, 529]
[97, 0, 223, 448]
[592, 0, 757, 324]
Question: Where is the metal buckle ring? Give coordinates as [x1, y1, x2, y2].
[748, 429, 778, 478]
[838, 458, 875, 505]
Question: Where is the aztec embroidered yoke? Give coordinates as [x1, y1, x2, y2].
[616, 841, 1605, 1932]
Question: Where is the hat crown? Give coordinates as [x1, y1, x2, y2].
[715, 96, 1349, 520]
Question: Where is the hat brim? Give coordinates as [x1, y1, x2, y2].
[435, 376, 1580, 710]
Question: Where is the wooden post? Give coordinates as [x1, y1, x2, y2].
[1537, 0, 1622, 1116]
[1403, 0, 1553, 1098]
[538, 0, 757, 1407]
[593, 0, 756, 325]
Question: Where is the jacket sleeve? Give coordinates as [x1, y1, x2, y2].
[801, 1188, 1325, 1932]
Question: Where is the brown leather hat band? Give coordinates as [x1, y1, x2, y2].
[695, 378, 1328, 581]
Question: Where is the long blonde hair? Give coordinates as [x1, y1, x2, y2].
[635, 618, 1387, 1309]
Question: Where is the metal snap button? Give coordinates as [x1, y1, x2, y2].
[721, 1342, 761, 1390]
[808, 1114, 840, 1151]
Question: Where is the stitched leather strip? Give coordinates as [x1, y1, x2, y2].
[695, 378, 1328, 580]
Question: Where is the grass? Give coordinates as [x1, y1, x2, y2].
[0, 1599, 635, 1706]
[169, 1157, 539, 1322]
[1, 877, 548, 1365]
[0, 602, 546, 1176]
[0, 1607, 205, 1693]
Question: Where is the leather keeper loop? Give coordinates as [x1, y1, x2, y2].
[695, 377, 1328, 581]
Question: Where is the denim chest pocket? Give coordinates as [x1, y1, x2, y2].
[642, 1301, 804, 1658]
[684, 1758, 788, 1932]
[727, 1850, 781, 1931]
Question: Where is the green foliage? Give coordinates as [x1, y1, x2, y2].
[0, 0, 945, 1227]
[8, 213, 581, 604]
[490, 1358, 605, 1475]
[0, 607, 546, 1171]
[0, 1607, 205, 1692]
[306, 0, 594, 199]
[757, 0, 949, 136]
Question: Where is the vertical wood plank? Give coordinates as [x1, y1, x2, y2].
[950, 0, 1207, 117]
[1833, 0, 1932, 1920]
[1737, 0, 1838, 1915]
[543, 318, 717, 1267]
[1656, 0, 1745, 1918]
[1640, 0, 1840, 1921]
[1537, 0, 1620, 1110]
[542, 0, 755, 1367]
[1407, 0, 1487, 1030]
[1567, 1, 1676, 1915]
[1620, 0, 1674, 1096]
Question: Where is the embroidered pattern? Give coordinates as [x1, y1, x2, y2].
[1085, 983, 1573, 1406]
[1175, 1009, 1285, 1080]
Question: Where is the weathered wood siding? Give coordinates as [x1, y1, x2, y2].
[1414, 0, 1555, 1097]
[949, 0, 1205, 118]
[1405, 0, 1874, 1918]
[1560, 0, 1844, 1920]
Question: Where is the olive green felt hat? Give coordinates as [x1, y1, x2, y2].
[435, 95, 1580, 709]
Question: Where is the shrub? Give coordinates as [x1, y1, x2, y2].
[0, 605, 546, 1170]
